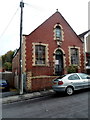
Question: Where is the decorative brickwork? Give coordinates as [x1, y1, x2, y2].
[22, 36, 26, 73]
[53, 23, 64, 41]
[32, 43, 49, 66]
[26, 71, 32, 91]
[68, 46, 81, 66]
[12, 11, 85, 91]
[53, 48, 66, 74]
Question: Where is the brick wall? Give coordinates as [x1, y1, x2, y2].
[25, 11, 85, 76]
[12, 50, 20, 74]
[26, 75, 57, 92]
[12, 11, 85, 92]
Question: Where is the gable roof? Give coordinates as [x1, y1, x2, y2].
[56, 11, 83, 43]
[23, 11, 83, 43]
[79, 30, 90, 38]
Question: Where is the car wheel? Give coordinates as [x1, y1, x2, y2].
[66, 87, 74, 95]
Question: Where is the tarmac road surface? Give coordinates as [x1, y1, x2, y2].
[2, 89, 89, 118]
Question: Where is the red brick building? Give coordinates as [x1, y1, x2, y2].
[12, 11, 85, 91]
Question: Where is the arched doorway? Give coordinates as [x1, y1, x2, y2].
[55, 49, 64, 75]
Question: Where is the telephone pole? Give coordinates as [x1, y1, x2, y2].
[19, 0, 24, 94]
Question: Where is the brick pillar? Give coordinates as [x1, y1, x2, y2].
[78, 66, 81, 73]
[64, 67, 67, 74]
[26, 71, 32, 91]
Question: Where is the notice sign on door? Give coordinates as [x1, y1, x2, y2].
[55, 60, 59, 65]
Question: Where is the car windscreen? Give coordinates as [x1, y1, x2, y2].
[78, 73, 88, 79]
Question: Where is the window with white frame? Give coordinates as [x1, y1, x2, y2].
[35, 45, 46, 65]
[70, 48, 79, 65]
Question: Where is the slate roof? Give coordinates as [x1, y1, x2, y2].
[79, 30, 90, 38]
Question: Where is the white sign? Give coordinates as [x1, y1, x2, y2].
[55, 60, 59, 65]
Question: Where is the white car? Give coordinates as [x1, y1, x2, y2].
[52, 73, 90, 95]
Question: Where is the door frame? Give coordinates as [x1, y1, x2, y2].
[53, 48, 66, 75]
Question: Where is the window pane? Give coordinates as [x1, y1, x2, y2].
[68, 74, 80, 80]
[71, 48, 79, 65]
[35, 45, 46, 65]
[55, 26, 62, 40]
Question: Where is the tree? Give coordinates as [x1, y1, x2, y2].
[3, 62, 12, 71]
[1, 50, 14, 71]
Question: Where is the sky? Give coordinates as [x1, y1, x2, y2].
[0, 0, 89, 56]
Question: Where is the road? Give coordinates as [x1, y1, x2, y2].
[2, 90, 89, 118]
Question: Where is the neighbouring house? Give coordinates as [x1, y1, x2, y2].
[79, 30, 90, 74]
[12, 10, 85, 92]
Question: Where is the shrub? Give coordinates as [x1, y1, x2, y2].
[67, 65, 78, 74]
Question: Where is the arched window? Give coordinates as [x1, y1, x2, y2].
[54, 24, 64, 41]
[55, 26, 62, 39]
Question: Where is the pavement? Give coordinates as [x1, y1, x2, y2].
[1, 89, 55, 104]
